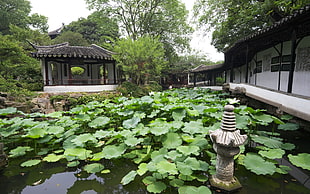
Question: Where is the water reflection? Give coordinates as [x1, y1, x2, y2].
[0, 159, 309, 194]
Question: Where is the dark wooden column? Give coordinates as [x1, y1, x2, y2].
[287, 30, 297, 93]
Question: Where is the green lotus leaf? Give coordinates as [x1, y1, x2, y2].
[124, 137, 143, 147]
[88, 116, 110, 128]
[192, 174, 208, 182]
[166, 151, 183, 161]
[253, 113, 274, 125]
[179, 174, 194, 181]
[71, 133, 97, 147]
[251, 135, 283, 148]
[235, 114, 250, 129]
[150, 126, 169, 136]
[172, 108, 186, 121]
[189, 137, 209, 149]
[67, 161, 80, 167]
[258, 148, 285, 159]
[47, 126, 65, 136]
[169, 179, 184, 187]
[178, 186, 211, 194]
[24, 127, 46, 139]
[21, 159, 41, 167]
[43, 153, 63, 162]
[101, 144, 126, 159]
[156, 160, 178, 175]
[0, 107, 17, 115]
[84, 163, 105, 173]
[280, 114, 293, 120]
[64, 148, 92, 160]
[9, 146, 33, 158]
[276, 165, 291, 174]
[281, 143, 295, 150]
[176, 162, 193, 175]
[288, 153, 310, 170]
[182, 120, 206, 134]
[101, 169, 111, 174]
[93, 130, 114, 139]
[140, 96, 154, 104]
[186, 109, 200, 117]
[162, 133, 182, 149]
[46, 111, 63, 118]
[184, 157, 201, 170]
[151, 148, 168, 163]
[137, 163, 148, 176]
[142, 176, 156, 185]
[243, 153, 276, 175]
[75, 114, 91, 121]
[123, 116, 141, 129]
[278, 123, 299, 131]
[121, 170, 137, 185]
[91, 151, 105, 161]
[147, 181, 167, 194]
[176, 145, 200, 156]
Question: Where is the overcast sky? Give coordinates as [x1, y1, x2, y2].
[29, 0, 224, 62]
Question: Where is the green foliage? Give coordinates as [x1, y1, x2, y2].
[117, 81, 162, 97]
[288, 153, 310, 170]
[52, 31, 89, 46]
[0, 88, 307, 193]
[194, 0, 310, 51]
[114, 36, 167, 85]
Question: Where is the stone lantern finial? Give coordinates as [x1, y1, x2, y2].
[209, 104, 247, 192]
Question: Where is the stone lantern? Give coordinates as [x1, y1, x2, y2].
[209, 104, 247, 192]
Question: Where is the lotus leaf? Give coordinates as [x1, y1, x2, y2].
[64, 148, 92, 160]
[21, 159, 41, 167]
[151, 148, 167, 163]
[101, 169, 111, 174]
[281, 143, 295, 150]
[235, 114, 250, 129]
[182, 120, 205, 134]
[251, 135, 283, 148]
[137, 163, 148, 175]
[121, 170, 138, 185]
[47, 126, 65, 136]
[166, 151, 183, 161]
[253, 113, 274, 125]
[276, 165, 291, 174]
[177, 145, 200, 156]
[84, 163, 105, 173]
[9, 146, 33, 158]
[24, 127, 46, 139]
[67, 161, 80, 167]
[186, 109, 200, 117]
[150, 126, 169, 136]
[71, 133, 97, 147]
[184, 157, 201, 170]
[278, 123, 299, 131]
[243, 153, 276, 175]
[156, 160, 178, 175]
[258, 148, 285, 159]
[169, 179, 184, 187]
[75, 114, 91, 121]
[0, 107, 17, 115]
[178, 186, 211, 194]
[176, 161, 193, 175]
[124, 137, 143, 147]
[43, 154, 63, 162]
[142, 176, 156, 185]
[88, 116, 110, 128]
[162, 133, 182, 149]
[147, 181, 167, 193]
[288, 153, 310, 170]
[172, 108, 186, 121]
[123, 116, 141, 129]
[101, 144, 126, 159]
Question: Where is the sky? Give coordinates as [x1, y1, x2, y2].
[29, 0, 224, 62]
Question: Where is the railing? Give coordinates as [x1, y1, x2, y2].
[44, 79, 118, 86]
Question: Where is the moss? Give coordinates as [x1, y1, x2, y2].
[209, 175, 242, 192]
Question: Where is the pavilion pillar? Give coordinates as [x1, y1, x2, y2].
[287, 29, 297, 93]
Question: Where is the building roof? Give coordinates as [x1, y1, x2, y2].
[30, 42, 115, 61]
[191, 63, 224, 73]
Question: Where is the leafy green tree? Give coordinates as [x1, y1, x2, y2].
[113, 35, 167, 85]
[64, 11, 119, 48]
[86, 0, 193, 58]
[194, 0, 310, 52]
[52, 31, 89, 46]
[0, 0, 48, 35]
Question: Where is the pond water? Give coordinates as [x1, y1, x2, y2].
[0, 157, 309, 194]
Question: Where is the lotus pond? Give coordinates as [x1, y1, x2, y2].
[0, 88, 309, 193]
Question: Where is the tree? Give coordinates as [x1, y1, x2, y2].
[194, 0, 310, 52]
[0, 0, 48, 35]
[113, 35, 167, 85]
[52, 31, 89, 46]
[86, 0, 193, 58]
[64, 11, 119, 48]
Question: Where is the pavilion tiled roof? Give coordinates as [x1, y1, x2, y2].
[191, 63, 224, 73]
[31, 42, 115, 60]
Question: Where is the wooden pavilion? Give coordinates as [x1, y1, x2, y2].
[30, 42, 118, 93]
